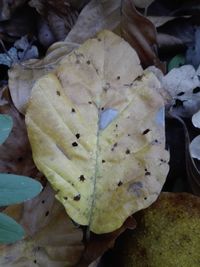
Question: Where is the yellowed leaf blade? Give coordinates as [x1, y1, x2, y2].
[26, 30, 169, 234]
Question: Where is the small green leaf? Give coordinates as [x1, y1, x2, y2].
[0, 213, 24, 244]
[0, 174, 43, 206]
[168, 54, 185, 71]
[0, 115, 13, 145]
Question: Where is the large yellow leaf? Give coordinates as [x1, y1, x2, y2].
[26, 30, 169, 234]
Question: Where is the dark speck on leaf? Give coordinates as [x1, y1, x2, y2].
[126, 149, 130, 154]
[142, 129, 150, 135]
[88, 101, 92, 104]
[64, 196, 68, 200]
[177, 92, 184, 96]
[118, 181, 123, 186]
[101, 107, 104, 111]
[102, 160, 105, 163]
[74, 194, 81, 201]
[71, 108, 76, 113]
[56, 91, 60, 96]
[76, 133, 80, 139]
[42, 200, 45, 204]
[145, 171, 151, 176]
[72, 142, 78, 147]
[144, 197, 147, 200]
[79, 175, 85, 182]
[34, 260, 37, 264]
[193, 87, 200, 94]
[45, 211, 49, 217]
[116, 124, 118, 128]
[98, 38, 101, 41]
[86, 60, 90, 65]
[117, 76, 120, 80]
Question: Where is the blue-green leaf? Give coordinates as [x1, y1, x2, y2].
[0, 115, 13, 145]
[0, 174, 43, 206]
[0, 213, 24, 244]
[168, 54, 185, 72]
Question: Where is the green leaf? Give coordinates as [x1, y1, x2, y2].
[0, 174, 43, 206]
[168, 54, 185, 71]
[0, 115, 13, 145]
[0, 213, 24, 244]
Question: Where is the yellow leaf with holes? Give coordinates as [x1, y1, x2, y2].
[25, 30, 169, 234]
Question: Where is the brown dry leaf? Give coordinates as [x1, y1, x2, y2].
[121, 0, 165, 71]
[8, 41, 77, 114]
[66, 0, 164, 71]
[29, 0, 78, 45]
[0, 184, 84, 267]
[77, 217, 136, 267]
[0, 86, 41, 179]
[0, 0, 27, 21]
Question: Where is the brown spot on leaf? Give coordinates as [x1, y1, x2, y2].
[74, 194, 81, 201]
[79, 175, 85, 182]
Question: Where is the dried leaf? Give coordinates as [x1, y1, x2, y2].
[29, 0, 78, 45]
[66, 0, 164, 71]
[192, 110, 200, 128]
[26, 31, 169, 234]
[169, 111, 200, 196]
[113, 192, 200, 267]
[78, 217, 136, 267]
[0, 0, 26, 21]
[162, 65, 200, 117]
[121, 0, 165, 71]
[0, 184, 84, 266]
[133, 0, 154, 9]
[8, 41, 76, 114]
[0, 88, 40, 179]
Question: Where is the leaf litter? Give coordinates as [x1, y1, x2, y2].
[0, 0, 200, 266]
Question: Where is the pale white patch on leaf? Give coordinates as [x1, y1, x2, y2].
[99, 109, 118, 130]
[190, 135, 200, 160]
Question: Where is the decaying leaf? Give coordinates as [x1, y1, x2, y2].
[113, 192, 200, 267]
[78, 217, 136, 267]
[162, 65, 200, 117]
[8, 41, 77, 114]
[25, 30, 169, 234]
[66, 0, 164, 71]
[0, 184, 84, 267]
[29, 0, 78, 45]
[0, 87, 40, 179]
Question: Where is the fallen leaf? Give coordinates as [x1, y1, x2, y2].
[8, 40, 77, 114]
[26, 30, 169, 234]
[112, 192, 200, 267]
[192, 110, 200, 128]
[169, 111, 200, 196]
[29, 0, 78, 45]
[0, 184, 84, 266]
[121, 0, 165, 71]
[77, 217, 136, 267]
[162, 65, 200, 117]
[0, 0, 26, 21]
[0, 87, 41, 179]
[66, 0, 164, 70]
[133, 0, 154, 9]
